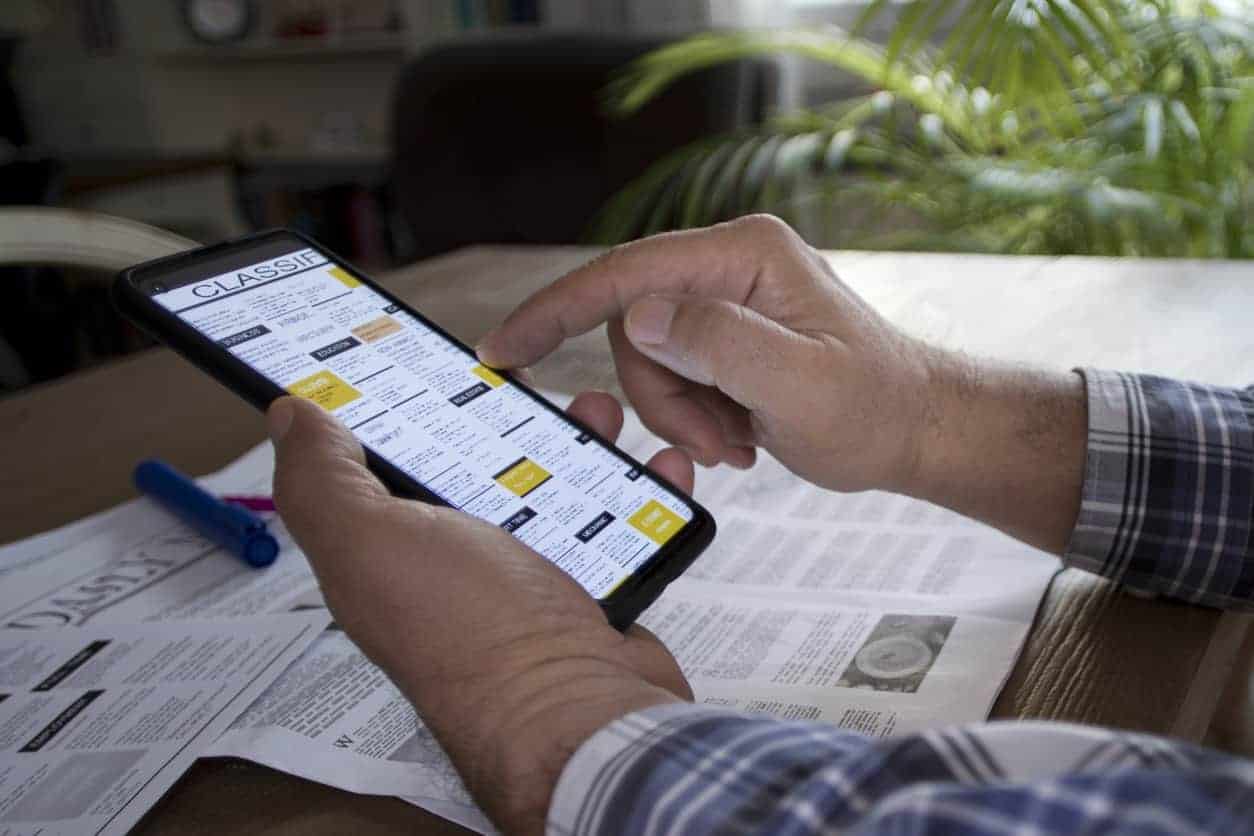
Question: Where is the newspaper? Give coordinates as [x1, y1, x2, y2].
[0, 612, 328, 836]
[645, 449, 1059, 737]
[206, 629, 492, 834]
[0, 396, 1059, 833]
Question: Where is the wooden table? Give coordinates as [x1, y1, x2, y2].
[3, 245, 1252, 833]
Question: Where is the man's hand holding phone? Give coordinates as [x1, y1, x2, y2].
[268, 392, 692, 834]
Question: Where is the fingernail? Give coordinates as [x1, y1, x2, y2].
[474, 331, 498, 364]
[625, 297, 676, 346]
[268, 399, 295, 442]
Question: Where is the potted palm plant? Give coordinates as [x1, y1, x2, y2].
[591, 0, 1252, 257]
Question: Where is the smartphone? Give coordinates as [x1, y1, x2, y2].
[113, 229, 715, 629]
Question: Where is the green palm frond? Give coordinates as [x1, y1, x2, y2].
[593, 0, 1254, 258]
[862, 0, 1156, 95]
[609, 30, 1018, 148]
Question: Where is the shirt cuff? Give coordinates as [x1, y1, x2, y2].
[547, 703, 723, 835]
[1064, 368, 1254, 608]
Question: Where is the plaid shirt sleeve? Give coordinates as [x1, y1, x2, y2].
[1065, 369, 1254, 609]
[548, 704, 1254, 835]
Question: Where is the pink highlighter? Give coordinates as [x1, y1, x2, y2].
[221, 495, 277, 513]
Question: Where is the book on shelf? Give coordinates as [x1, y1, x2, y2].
[409, 0, 542, 35]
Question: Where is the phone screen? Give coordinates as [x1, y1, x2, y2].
[149, 245, 694, 599]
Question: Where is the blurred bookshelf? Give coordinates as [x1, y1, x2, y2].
[13, 0, 713, 266]
[152, 33, 411, 62]
[18, 1, 711, 157]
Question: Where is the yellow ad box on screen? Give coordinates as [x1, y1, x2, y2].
[328, 266, 361, 288]
[628, 500, 684, 546]
[471, 364, 506, 388]
[288, 370, 361, 411]
[495, 458, 551, 497]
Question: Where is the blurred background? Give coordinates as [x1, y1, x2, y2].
[0, 0, 1249, 392]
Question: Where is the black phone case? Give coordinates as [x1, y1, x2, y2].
[112, 228, 715, 630]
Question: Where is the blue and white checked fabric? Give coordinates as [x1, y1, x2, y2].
[551, 706, 1254, 835]
[548, 370, 1254, 835]
[1067, 370, 1254, 609]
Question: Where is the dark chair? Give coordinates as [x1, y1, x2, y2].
[390, 35, 776, 260]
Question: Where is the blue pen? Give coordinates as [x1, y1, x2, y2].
[134, 459, 279, 568]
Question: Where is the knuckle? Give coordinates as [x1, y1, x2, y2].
[671, 299, 714, 346]
[582, 240, 633, 281]
[704, 299, 747, 342]
[678, 299, 743, 380]
[735, 213, 794, 243]
[635, 407, 671, 442]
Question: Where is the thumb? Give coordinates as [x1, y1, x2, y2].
[268, 396, 392, 558]
[623, 294, 815, 411]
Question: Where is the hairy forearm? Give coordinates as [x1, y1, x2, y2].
[904, 348, 1087, 555]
